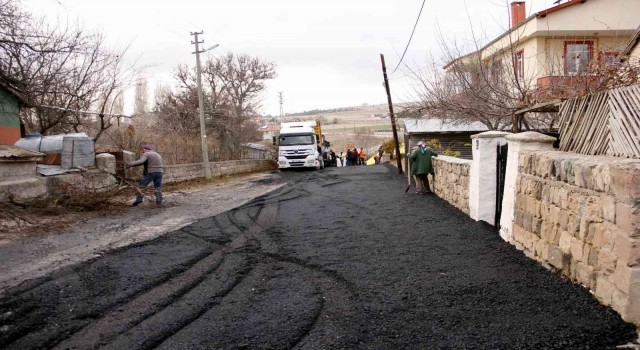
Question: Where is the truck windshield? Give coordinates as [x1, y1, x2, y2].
[279, 134, 314, 146]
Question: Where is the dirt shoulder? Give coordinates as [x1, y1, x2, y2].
[0, 171, 287, 294]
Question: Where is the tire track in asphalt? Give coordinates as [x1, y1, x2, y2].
[255, 252, 364, 349]
[48, 183, 313, 349]
[3, 170, 362, 349]
[154, 261, 323, 350]
[51, 202, 279, 350]
[98, 254, 254, 350]
[1, 233, 216, 350]
[145, 172, 361, 349]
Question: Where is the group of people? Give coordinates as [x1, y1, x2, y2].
[344, 147, 366, 166]
[340, 146, 384, 166]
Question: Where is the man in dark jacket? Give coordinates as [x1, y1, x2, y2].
[409, 140, 438, 194]
[127, 144, 164, 206]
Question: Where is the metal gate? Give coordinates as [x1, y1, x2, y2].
[495, 143, 508, 227]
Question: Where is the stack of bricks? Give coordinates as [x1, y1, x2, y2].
[432, 156, 471, 215]
[511, 150, 640, 322]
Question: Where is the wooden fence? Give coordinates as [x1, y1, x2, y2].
[558, 84, 640, 158]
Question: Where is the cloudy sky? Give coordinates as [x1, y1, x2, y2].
[23, 0, 555, 115]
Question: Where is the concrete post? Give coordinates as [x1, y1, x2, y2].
[499, 131, 556, 242]
[469, 131, 511, 224]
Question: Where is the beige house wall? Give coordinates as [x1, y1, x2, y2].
[531, 0, 637, 33]
[542, 36, 631, 76]
[474, 0, 638, 89]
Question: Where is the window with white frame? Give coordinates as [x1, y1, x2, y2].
[565, 41, 592, 76]
[514, 50, 524, 82]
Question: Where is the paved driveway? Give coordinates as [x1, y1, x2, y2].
[0, 165, 636, 349]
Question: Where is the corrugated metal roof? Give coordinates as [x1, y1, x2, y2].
[403, 119, 489, 134]
[0, 145, 45, 160]
[242, 143, 268, 151]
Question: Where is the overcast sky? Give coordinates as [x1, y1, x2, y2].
[23, 0, 555, 116]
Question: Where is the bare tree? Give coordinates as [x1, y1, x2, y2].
[407, 23, 533, 131]
[0, 0, 135, 140]
[209, 53, 276, 158]
[153, 53, 276, 160]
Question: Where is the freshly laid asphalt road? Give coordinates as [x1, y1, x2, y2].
[0, 165, 637, 349]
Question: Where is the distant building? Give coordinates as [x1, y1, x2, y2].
[260, 123, 281, 141]
[241, 143, 268, 159]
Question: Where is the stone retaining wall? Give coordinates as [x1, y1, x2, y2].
[511, 150, 640, 323]
[432, 156, 471, 215]
[163, 159, 277, 183]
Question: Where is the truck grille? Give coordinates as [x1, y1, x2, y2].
[285, 155, 308, 160]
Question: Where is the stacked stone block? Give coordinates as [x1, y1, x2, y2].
[511, 150, 640, 323]
[432, 156, 471, 215]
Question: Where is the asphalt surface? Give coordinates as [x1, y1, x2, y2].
[0, 165, 637, 349]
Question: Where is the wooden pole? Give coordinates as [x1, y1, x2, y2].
[380, 54, 403, 174]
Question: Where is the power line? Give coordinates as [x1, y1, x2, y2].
[391, 0, 427, 74]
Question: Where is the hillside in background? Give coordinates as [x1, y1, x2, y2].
[276, 103, 409, 154]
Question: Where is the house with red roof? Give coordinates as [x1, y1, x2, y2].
[446, 0, 639, 101]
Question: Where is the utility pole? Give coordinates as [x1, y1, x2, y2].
[191, 31, 212, 178]
[278, 91, 284, 118]
[380, 54, 403, 174]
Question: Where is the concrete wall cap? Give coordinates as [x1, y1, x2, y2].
[506, 131, 556, 143]
[434, 155, 472, 165]
[471, 131, 512, 139]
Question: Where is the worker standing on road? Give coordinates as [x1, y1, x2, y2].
[127, 145, 164, 206]
[338, 151, 345, 167]
[377, 146, 384, 163]
[409, 140, 438, 194]
[359, 147, 366, 166]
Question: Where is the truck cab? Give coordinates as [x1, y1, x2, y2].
[277, 122, 324, 169]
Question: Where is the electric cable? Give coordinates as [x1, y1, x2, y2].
[391, 0, 427, 74]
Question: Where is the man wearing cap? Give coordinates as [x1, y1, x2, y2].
[127, 145, 164, 206]
[409, 140, 438, 194]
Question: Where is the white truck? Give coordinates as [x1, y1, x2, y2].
[277, 120, 325, 170]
